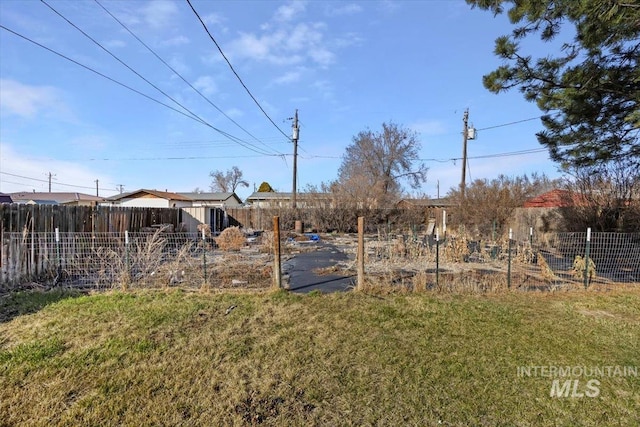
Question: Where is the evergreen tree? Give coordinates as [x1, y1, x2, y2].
[468, 0, 640, 168]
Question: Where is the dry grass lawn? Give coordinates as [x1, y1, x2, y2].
[1, 288, 639, 426]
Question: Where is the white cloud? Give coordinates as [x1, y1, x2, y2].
[326, 3, 363, 16]
[193, 76, 218, 96]
[273, 71, 302, 85]
[203, 12, 227, 33]
[104, 39, 126, 49]
[334, 32, 365, 48]
[168, 56, 190, 75]
[161, 35, 190, 47]
[224, 108, 243, 118]
[308, 47, 334, 67]
[229, 23, 333, 67]
[232, 32, 276, 61]
[140, 0, 178, 29]
[379, 0, 401, 13]
[0, 79, 65, 118]
[274, 1, 307, 22]
[312, 80, 335, 100]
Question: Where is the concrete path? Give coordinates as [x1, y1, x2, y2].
[284, 242, 355, 293]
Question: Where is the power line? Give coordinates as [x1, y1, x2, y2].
[38, 1, 276, 156]
[476, 115, 552, 132]
[299, 147, 549, 162]
[68, 154, 282, 161]
[94, 0, 283, 157]
[186, 0, 291, 141]
[0, 24, 273, 156]
[41, 0, 274, 156]
[0, 25, 214, 126]
[1, 171, 116, 192]
[466, 148, 548, 160]
[40, 0, 207, 126]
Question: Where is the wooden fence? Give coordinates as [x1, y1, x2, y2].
[0, 204, 181, 233]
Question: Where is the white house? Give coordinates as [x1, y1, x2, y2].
[179, 192, 243, 208]
[106, 189, 192, 208]
[177, 193, 241, 233]
[10, 191, 105, 206]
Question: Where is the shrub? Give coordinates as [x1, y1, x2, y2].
[215, 227, 246, 251]
[537, 252, 556, 283]
[572, 255, 596, 281]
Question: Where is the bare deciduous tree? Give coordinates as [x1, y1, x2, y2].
[335, 122, 427, 207]
[560, 160, 640, 232]
[209, 166, 249, 193]
[448, 173, 557, 239]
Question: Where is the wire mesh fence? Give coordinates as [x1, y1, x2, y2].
[1, 230, 273, 292]
[2, 228, 639, 293]
[342, 229, 640, 291]
[536, 232, 640, 285]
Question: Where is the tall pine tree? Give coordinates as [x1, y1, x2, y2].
[468, 0, 640, 168]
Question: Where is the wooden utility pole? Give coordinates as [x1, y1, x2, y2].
[95, 179, 99, 197]
[461, 109, 469, 198]
[291, 109, 299, 209]
[48, 172, 56, 192]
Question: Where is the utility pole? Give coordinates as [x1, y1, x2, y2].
[437, 180, 440, 199]
[117, 184, 124, 194]
[291, 109, 299, 209]
[95, 179, 99, 197]
[48, 172, 56, 192]
[461, 109, 469, 198]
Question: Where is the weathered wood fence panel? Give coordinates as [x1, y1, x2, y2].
[0, 204, 181, 233]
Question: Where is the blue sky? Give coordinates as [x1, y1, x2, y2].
[0, 0, 565, 201]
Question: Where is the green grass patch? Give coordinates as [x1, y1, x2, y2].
[0, 288, 639, 425]
[0, 288, 82, 323]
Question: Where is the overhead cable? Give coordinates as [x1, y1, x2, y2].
[186, 0, 291, 141]
[94, 0, 283, 156]
[1, 171, 116, 192]
[0, 24, 273, 156]
[39, 0, 275, 155]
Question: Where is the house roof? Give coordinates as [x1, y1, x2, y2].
[179, 192, 242, 204]
[397, 198, 453, 208]
[0, 193, 13, 203]
[523, 189, 584, 208]
[25, 199, 59, 205]
[108, 189, 191, 201]
[246, 192, 332, 201]
[10, 192, 104, 204]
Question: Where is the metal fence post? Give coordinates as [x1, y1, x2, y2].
[507, 228, 512, 289]
[125, 230, 130, 284]
[584, 227, 591, 289]
[435, 228, 440, 289]
[357, 216, 365, 290]
[202, 228, 207, 285]
[55, 227, 61, 285]
[273, 216, 282, 289]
